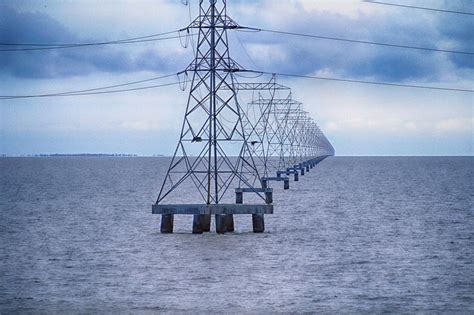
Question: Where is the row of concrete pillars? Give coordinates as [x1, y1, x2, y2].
[267, 160, 316, 189]
[158, 159, 322, 234]
[160, 213, 265, 234]
[286, 162, 313, 182]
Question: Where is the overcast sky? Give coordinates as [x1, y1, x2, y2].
[1, 0, 473, 156]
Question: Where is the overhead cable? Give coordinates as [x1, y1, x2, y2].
[0, 30, 194, 52]
[364, 1, 474, 16]
[243, 70, 474, 93]
[240, 27, 474, 55]
[0, 73, 183, 99]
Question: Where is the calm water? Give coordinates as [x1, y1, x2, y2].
[0, 157, 473, 313]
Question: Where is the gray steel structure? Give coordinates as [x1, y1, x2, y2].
[152, 0, 334, 234]
[241, 89, 334, 187]
[153, 0, 271, 234]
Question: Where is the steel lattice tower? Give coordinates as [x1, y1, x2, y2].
[153, 0, 335, 234]
[153, 0, 272, 234]
[156, 0, 260, 205]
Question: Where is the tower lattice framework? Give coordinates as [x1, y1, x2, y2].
[156, 0, 262, 205]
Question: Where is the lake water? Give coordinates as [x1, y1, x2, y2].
[1, 156, 473, 313]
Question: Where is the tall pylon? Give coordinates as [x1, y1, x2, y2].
[157, 0, 261, 205]
[153, 0, 272, 234]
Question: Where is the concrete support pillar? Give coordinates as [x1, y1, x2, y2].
[301, 167, 305, 176]
[265, 190, 273, 204]
[232, 189, 241, 233]
[202, 214, 211, 232]
[225, 214, 234, 232]
[286, 168, 290, 176]
[261, 178, 268, 189]
[252, 214, 265, 233]
[236, 191, 243, 204]
[276, 171, 281, 179]
[284, 178, 290, 190]
[294, 172, 299, 181]
[215, 214, 227, 234]
[192, 214, 204, 234]
[160, 214, 174, 233]
[306, 164, 310, 172]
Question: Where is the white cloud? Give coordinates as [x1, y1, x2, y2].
[298, 0, 382, 18]
[435, 118, 473, 132]
[245, 43, 287, 64]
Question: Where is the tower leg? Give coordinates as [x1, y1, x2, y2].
[265, 191, 273, 204]
[284, 178, 290, 190]
[202, 214, 211, 232]
[161, 214, 174, 233]
[192, 214, 204, 234]
[215, 214, 227, 234]
[252, 214, 265, 233]
[225, 214, 235, 232]
[294, 172, 299, 181]
[236, 191, 243, 204]
[301, 167, 305, 176]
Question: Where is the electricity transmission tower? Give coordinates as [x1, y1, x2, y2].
[152, 0, 335, 234]
[153, 0, 272, 234]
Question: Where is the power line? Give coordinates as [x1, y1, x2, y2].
[0, 34, 185, 52]
[234, 32, 259, 69]
[0, 31, 176, 46]
[0, 31, 194, 52]
[243, 70, 474, 93]
[0, 81, 184, 99]
[0, 73, 183, 99]
[364, 1, 474, 16]
[0, 73, 177, 98]
[241, 27, 474, 56]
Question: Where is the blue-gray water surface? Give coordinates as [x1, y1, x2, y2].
[1, 156, 473, 313]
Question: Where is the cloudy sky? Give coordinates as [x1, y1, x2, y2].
[1, 0, 473, 156]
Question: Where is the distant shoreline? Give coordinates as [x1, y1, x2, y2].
[1, 155, 472, 158]
[0, 154, 165, 157]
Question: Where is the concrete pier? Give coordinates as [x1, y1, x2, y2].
[154, 203, 272, 234]
[234, 187, 272, 233]
[161, 214, 174, 233]
[294, 172, 299, 181]
[252, 213, 265, 233]
[192, 214, 205, 234]
[236, 190, 243, 204]
[215, 214, 227, 234]
[202, 214, 211, 232]
[265, 190, 273, 204]
[225, 214, 234, 232]
[153, 203, 273, 215]
[263, 173, 290, 190]
[306, 164, 310, 172]
[301, 167, 305, 176]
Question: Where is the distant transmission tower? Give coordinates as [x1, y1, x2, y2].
[153, 0, 272, 233]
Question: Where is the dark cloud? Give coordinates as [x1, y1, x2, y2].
[1, 2, 472, 83]
[231, 2, 473, 83]
[0, 5, 187, 78]
[436, 17, 474, 69]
